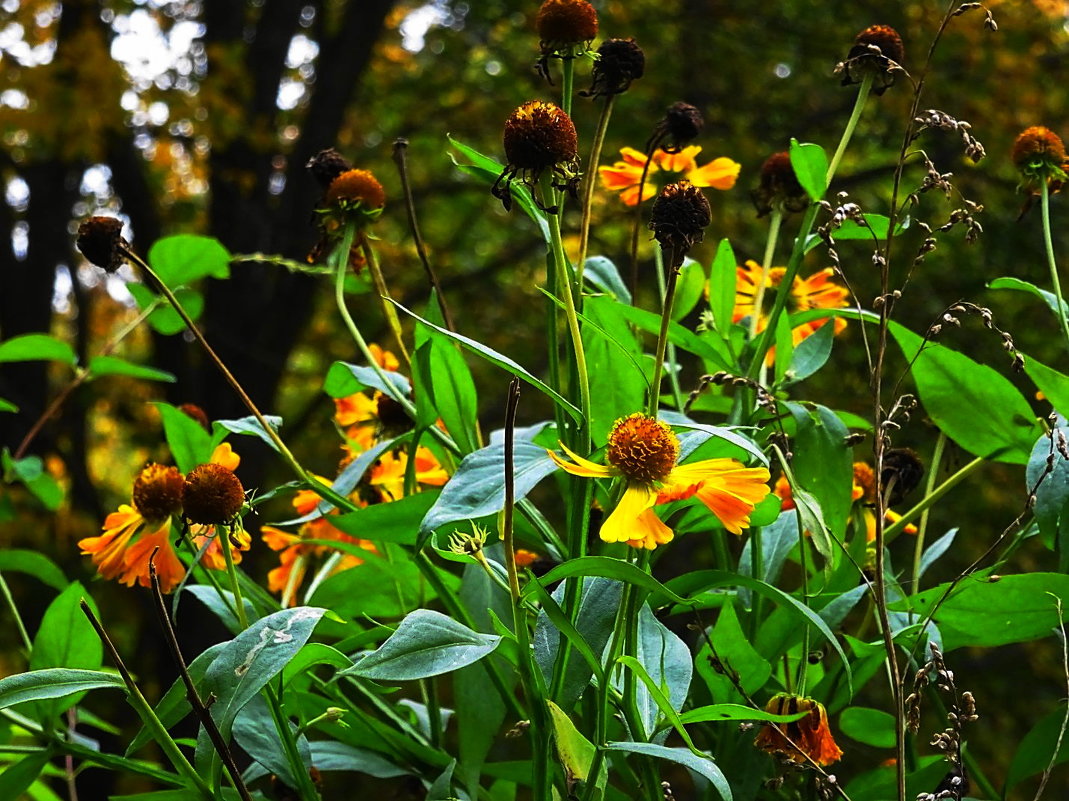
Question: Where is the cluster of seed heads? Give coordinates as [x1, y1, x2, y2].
[880, 394, 917, 435]
[691, 372, 779, 418]
[926, 302, 1022, 371]
[913, 109, 986, 163]
[817, 195, 868, 275]
[952, 2, 997, 31]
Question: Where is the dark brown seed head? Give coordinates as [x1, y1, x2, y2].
[536, 0, 598, 47]
[503, 100, 578, 170]
[375, 393, 410, 432]
[584, 38, 645, 98]
[76, 216, 127, 273]
[307, 148, 353, 189]
[841, 25, 905, 95]
[324, 169, 386, 211]
[648, 181, 711, 266]
[183, 463, 245, 525]
[178, 403, 211, 431]
[881, 448, 924, 506]
[752, 151, 808, 217]
[132, 464, 186, 522]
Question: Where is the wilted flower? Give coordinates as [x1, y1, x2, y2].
[880, 447, 924, 506]
[649, 182, 711, 266]
[600, 145, 739, 206]
[751, 152, 808, 217]
[549, 413, 771, 549]
[754, 694, 843, 766]
[535, 0, 598, 81]
[493, 100, 580, 212]
[583, 38, 645, 98]
[839, 24, 905, 95]
[648, 102, 704, 154]
[306, 148, 353, 189]
[76, 216, 127, 273]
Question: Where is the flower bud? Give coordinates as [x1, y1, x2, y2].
[132, 464, 185, 522]
[76, 216, 127, 273]
[183, 463, 245, 525]
[648, 181, 711, 266]
[751, 152, 808, 217]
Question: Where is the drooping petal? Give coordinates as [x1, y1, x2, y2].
[210, 442, 241, 471]
[123, 522, 186, 592]
[78, 505, 144, 581]
[666, 459, 771, 535]
[599, 482, 660, 543]
[548, 442, 616, 479]
[624, 509, 675, 550]
[687, 156, 742, 190]
[619, 147, 651, 168]
[653, 145, 700, 173]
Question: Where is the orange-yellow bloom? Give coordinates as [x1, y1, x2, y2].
[754, 694, 843, 766]
[599, 146, 740, 206]
[549, 414, 770, 549]
[369, 447, 449, 502]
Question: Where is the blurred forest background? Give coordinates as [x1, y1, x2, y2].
[1, 0, 1068, 796]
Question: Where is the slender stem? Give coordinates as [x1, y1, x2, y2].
[80, 601, 213, 800]
[648, 247, 681, 416]
[653, 245, 685, 411]
[577, 95, 616, 286]
[628, 137, 662, 298]
[219, 528, 249, 630]
[392, 138, 456, 331]
[360, 234, 412, 368]
[502, 379, 522, 602]
[884, 456, 983, 541]
[910, 433, 946, 594]
[0, 569, 32, 653]
[560, 56, 575, 117]
[1041, 180, 1069, 351]
[749, 209, 784, 339]
[148, 557, 253, 801]
[826, 74, 873, 184]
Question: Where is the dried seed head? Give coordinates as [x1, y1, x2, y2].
[503, 100, 578, 171]
[840, 24, 904, 95]
[881, 447, 924, 506]
[178, 403, 211, 431]
[306, 148, 353, 189]
[648, 181, 711, 265]
[651, 101, 704, 153]
[536, 0, 598, 47]
[132, 464, 185, 522]
[752, 151, 808, 217]
[1012, 126, 1069, 189]
[324, 169, 386, 212]
[606, 413, 680, 484]
[183, 463, 245, 525]
[583, 38, 645, 98]
[76, 216, 127, 273]
[375, 393, 409, 432]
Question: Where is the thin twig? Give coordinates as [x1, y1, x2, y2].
[1033, 596, 1069, 801]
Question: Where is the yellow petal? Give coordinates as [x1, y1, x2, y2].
[210, 442, 241, 471]
[624, 509, 675, 550]
[600, 483, 659, 543]
[686, 156, 741, 190]
[666, 459, 771, 535]
[654, 145, 700, 173]
[547, 442, 615, 479]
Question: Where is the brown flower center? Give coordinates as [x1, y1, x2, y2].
[536, 0, 598, 46]
[183, 463, 245, 525]
[132, 464, 185, 522]
[606, 414, 679, 484]
[325, 169, 386, 210]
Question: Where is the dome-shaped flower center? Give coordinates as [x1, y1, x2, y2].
[536, 0, 598, 46]
[325, 168, 386, 210]
[606, 414, 679, 483]
[1012, 126, 1068, 175]
[132, 464, 185, 522]
[503, 101, 578, 170]
[183, 463, 245, 525]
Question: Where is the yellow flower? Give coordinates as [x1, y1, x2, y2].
[599, 145, 740, 206]
[369, 447, 450, 502]
[549, 413, 770, 549]
[754, 693, 843, 766]
[732, 260, 848, 364]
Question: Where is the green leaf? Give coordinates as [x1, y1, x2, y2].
[839, 706, 895, 748]
[212, 415, 283, 453]
[233, 694, 308, 789]
[28, 583, 102, 720]
[328, 491, 438, 546]
[547, 701, 597, 783]
[1023, 352, 1069, 418]
[0, 669, 124, 709]
[694, 601, 770, 702]
[148, 234, 231, 287]
[0, 397, 17, 413]
[583, 295, 648, 445]
[627, 605, 691, 740]
[0, 334, 76, 365]
[773, 310, 794, 383]
[1005, 700, 1069, 790]
[310, 546, 447, 618]
[0, 750, 52, 799]
[672, 259, 707, 322]
[527, 556, 692, 606]
[786, 321, 834, 384]
[2, 452, 63, 510]
[892, 573, 1069, 650]
[448, 135, 550, 242]
[583, 256, 631, 304]
[789, 139, 828, 201]
[420, 439, 557, 539]
[803, 214, 907, 252]
[427, 758, 457, 801]
[391, 299, 581, 420]
[613, 303, 732, 371]
[889, 320, 1041, 464]
[989, 276, 1067, 320]
[87, 355, 176, 383]
[127, 283, 204, 336]
[154, 401, 214, 473]
[786, 402, 853, 541]
[0, 549, 67, 592]
[603, 742, 732, 801]
[528, 577, 607, 696]
[280, 642, 353, 686]
[1028, 425, 1069, 570]
[323, 361, 412, 400]
[414, 323, 480, 454]
[679, 703, 806, 725]
[346, 609, 502, 681]
[708, 239, 737, 337]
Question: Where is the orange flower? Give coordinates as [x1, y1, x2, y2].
[599, 145, 739, 206]
[549, 413, 770, 549]
[369, 446, 449, 502]
[754, 693, 843, 766]
[733, 260, 848, 364]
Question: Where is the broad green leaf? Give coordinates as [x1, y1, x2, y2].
[427, 759, 457, 801]
[328, 491, 438, 545]
[627, 605, 691, 740]
[28, 583, 102, 721]
[154, 401, 214, 473]
[679, 703, 806, 724]
[346, 609, 502, 681]
[773, 310, 793, 383]
[211, 415, 283, 453]
[148, 234, 231, 287]
[583, 295, 647, 444]
[785, 320, 834, 384]
[528, 577, 608, 698]
[0, 549, 67, 592]
[1023, 352, 1069, 418]
[87, 355, 175, 382]
[323, 361, 412, 400]
[391, 299, 580, 420]
[310, 545, 447, 618]
[448, 135, 550, 242]
[839, 706, 895, 748]
[0, 334, 76, 365]
[1005, 700, 1069, 791]
[583, 256, 631, 303]
[891, 573, 1069, 650]
[233, 694, 308, 789]
[663, 414, 769, 465]
[0, 397, 17, 413]
[789, 139, 828, 201]
[708, 239, 737, 337]
[695, 601, 770, 702]
[546, 701, 596, 783]
[917, 528, 958, 581]
[127, 283, 204, 336]
[2, 452, 63, 511]
[786, 401, 853, 541]
[613, 303, 732, 371]
[889, 321, 1040, 464]
[280, 642, 353, 686]
[0, 669, 124, 709]
[414, 323, 480, 454]
[803, 214, 906, 252]
[603, 742, 732, 801]
[989, 276, 1067, 320]
[419, 439, 557, 539]
[0, 750, 52, 799]
[528, 557, 692, 606]
[614, 656, 700, 750]
[1027, 425, 1069, 570]
[672, 258, 707, 322]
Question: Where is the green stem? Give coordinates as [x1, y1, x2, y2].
[577, 94, 616, 286]
[749, 208, 784, 340]
[561, 56, 575, 117]
[653, 245, 685, 411]
[266, 685, 320, 800]
[360, 234, 412, 369]
[826, 74, 873, 184]
[220, 529, 249, 630]
[1041, 179, 1069, 351]
[0, 570, 32, 653]
[648, 248, 681, 416]
[910, 433, 946, 594]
